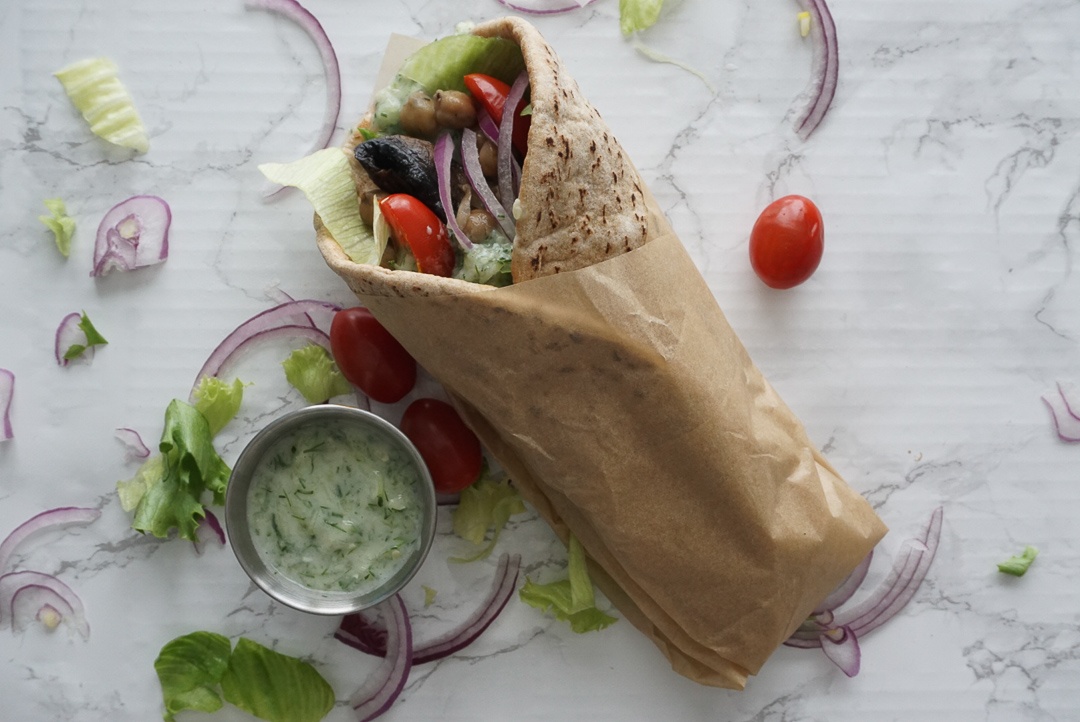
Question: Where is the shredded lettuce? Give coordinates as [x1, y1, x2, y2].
[155, 632, 334, 722]
[39, 198, 76, 257]
[373, 35, 525, 131]
[63, 312, 108, 360]
[123, 400, 230, 541]
[259, 149, 378, 265]
[422, 585, 438, 607]
[53, 57, 149, 153]
[456, 233, 513, 287]
[619, 0, 665, 35]
[281, 344, 351, 403]
[192, 377, 245, 437]
[998, 545, 1038, 577]
[450, 471, 525, 562]
[519, 535, 617, 633]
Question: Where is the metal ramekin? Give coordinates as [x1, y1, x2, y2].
[224, 404, 436, 615]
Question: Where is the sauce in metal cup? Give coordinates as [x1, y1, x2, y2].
[225, 404, 436, 614]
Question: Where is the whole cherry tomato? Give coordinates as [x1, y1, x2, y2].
[379, 193, 455, 277]
[748, 195, 824, 289]
[329, 307, 416, 403]
[400, 398, 483, 494]
[463, 73, 530, 157]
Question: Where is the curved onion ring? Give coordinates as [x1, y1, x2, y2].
[0, 507, 101, 574]
[0, 570, 90, 638]
[497, 72, 529, 212]
[10, 584, 79, 635]
[812, 549, 872, 615]
[193, 509, 226, 555]
[793, 0, 838, 140]
[91, 195, 171, 277]
[351, 594, 412, 721]
[0, 368, 13, 441]
[434, 132, 473, 250]
[115, 427, 151, 460]
[246, 0, 342, 199]
[54, 312, 88, 366]
[494, 0, 599, 15]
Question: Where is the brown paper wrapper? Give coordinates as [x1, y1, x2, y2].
[316, 18, 887, 689]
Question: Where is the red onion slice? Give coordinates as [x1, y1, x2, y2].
[191, 299, 340, 394]
[813, 550, 872, 615]
[1042, 382, 1080, 442]
[0, 571, 90, 638]
[460, 128, 515, 238]
[351, 594, 412, 721]
[0, 506, 101, 574]
[336, 553, 521, 665]
[476, 107, 500, 145]
[91, 195, 171, 277]
[246, 0, 342, 199]
[10, 584, 78, 635]
[115, 427, 151, 460]
[193, 509, 226, 555]
[497, 72, 529, 212]
[54, 312, 86, 366]
[793, 0, 838, 140]
[819, 625, 860, 677]
[434, 132, 473, 250]
[0, 368, 13, 442]
[494, 0, 598, 14]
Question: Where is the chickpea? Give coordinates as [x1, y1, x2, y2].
[463, 209, 497, 244]
[477, 136, 498, 178]
[434, 90, 477, 129]
[399, 91, 438, 138]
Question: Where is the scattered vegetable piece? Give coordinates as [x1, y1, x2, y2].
[494, 0, 599, 16]
[155, 632, 333, 722]
[749, 195, 824, 289]
[91, 195, 171, 277]
[785, 507, 944, 677]
[998, 545, 1038, 577]
[55, 311, 109, 365]
[626, 36, 716, 93]
[797, 10, 812, 37]
[281, 343, 351, 403]
[193, 509, 227, 555]
[38, 199, 76, 257]
[329, 306, 417, 404]
[519, 535, 617, 633]
[115, 427, 152, 461]
[0, 570, 91, 638]
[1041, 382, 1080, 442]
[245, 0, 342, 198]
[450, 471, 525, 562]
[0, 368, 13, 442]
[350, 594, 412, 721]
[53, 57, 149, 153]
[192, 377, 246, 437]
[400, 398, 483, 494]
[422, 585, 438, 607]
[619, 0, 665, 35]
[793, 0, 838, 139]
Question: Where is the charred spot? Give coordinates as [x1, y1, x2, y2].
[535, 210, 542, 224]
[579, 188, 587, 203]
[545, 137, 556, 147]
[612, 171, 618, 184]
[589, 140, 597, 153]
[604, 242, 612, 253]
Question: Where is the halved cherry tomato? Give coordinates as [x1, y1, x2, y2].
[329, 306, 417, 403]
[379, 193, 455, 277]
[748, 195, 824, 289]
[463, 73, 530, 157]
[400, 398, 483, 494]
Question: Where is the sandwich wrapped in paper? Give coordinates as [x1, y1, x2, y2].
[310, 17, 886, 689]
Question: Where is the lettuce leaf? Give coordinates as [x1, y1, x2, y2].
[192, 376, 245, 437]
[281, 344, 351, 404]
[63, 312, 108, 360]
[39, 198, 76, 257]
[154, 633, 334, 722]
[53, 57, 149, 153]
[620, 0, 665, 35]
[450, 471, 525, 562]
[128, 400, 230, 541]
[997, 545, 1038, 576]
[259, 149, 378, 265]
[519, 535, 617, 633]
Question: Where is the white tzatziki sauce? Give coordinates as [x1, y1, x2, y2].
[246, 420, 424, 594]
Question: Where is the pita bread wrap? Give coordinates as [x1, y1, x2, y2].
[316, 16, 886, 689]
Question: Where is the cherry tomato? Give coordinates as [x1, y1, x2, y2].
[463, 73, 530, 157]
[329, 307, 417, 403]
[748, 195, 824, 289]
[400, 398, 483, 494]
[379, 193, 455, 277]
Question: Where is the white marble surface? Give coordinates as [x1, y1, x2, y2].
[3, 0, 1080, 719]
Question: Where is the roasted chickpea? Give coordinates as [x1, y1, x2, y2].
[399, 91, 438, 138]
[463, 209, 497, 244]
[434, 90, 477, 129]
[477, 136, 498, 178]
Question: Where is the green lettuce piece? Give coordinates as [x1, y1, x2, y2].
[998, 545, 1038, 577]
[281, 344, 351, 404]
[39, 198, 76, 257]
[130, 400, 230, 541]
[63, 311, 108, 361]
[154, 631, 232, 722]
[154, 633, 334, 722]
[450, 471, 526, 562]
[519, 534, 617, 633]
[117, 453, 165, 512]
[53, 57, 149, 153]
[620, 0, 665, 35]
[422, 585, 438, 607]
[373, 35, 525, 131]
[193, 376, 245, 437]
[220, 638, 335, 722]
[259, 149, 378, 265]
[456, 234, 513, 287]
